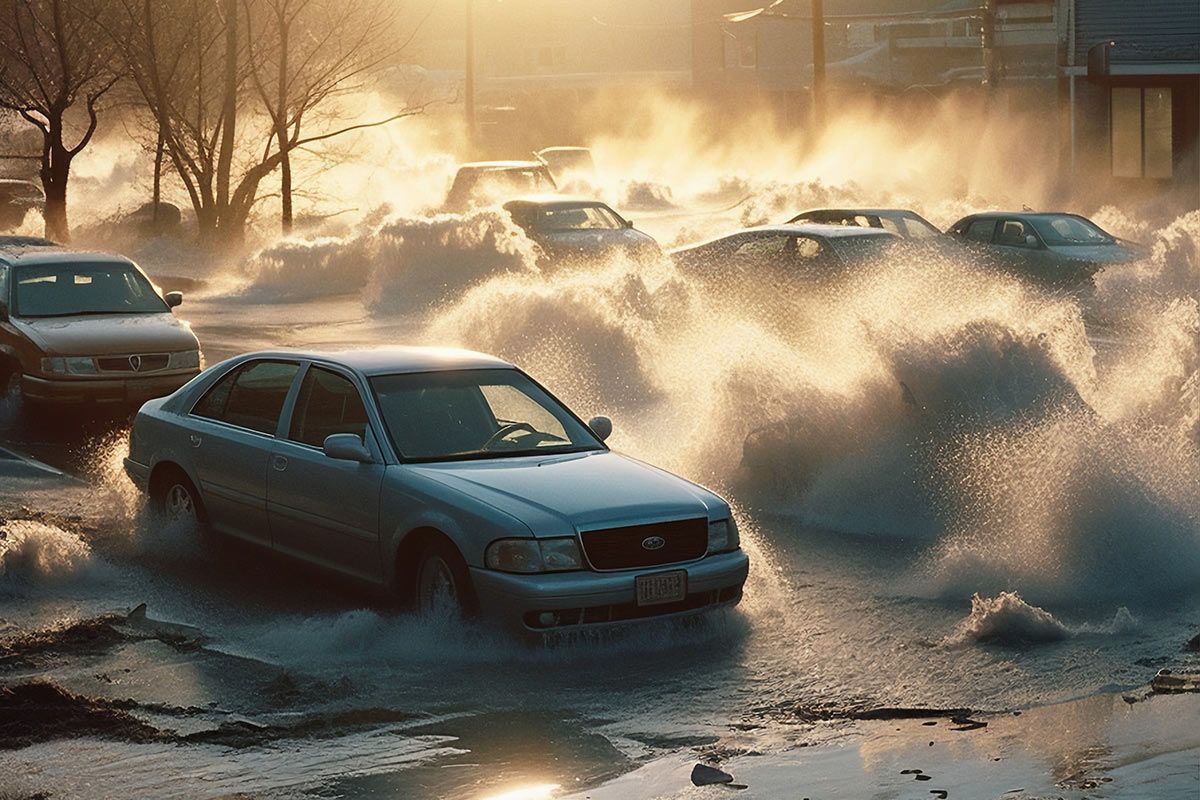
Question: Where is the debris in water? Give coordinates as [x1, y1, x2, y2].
[116, 602, 204, 645]
[691, 763, 734, 786]
[1184, 632, 1200, 652]
[1150, 669, 1200, 694]
[0, 681, 162, 749]
[949, 716, 987, 731]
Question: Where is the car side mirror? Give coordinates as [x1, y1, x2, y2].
[624, 219, 635, 229]
[164, 291, 183, 308]
[1024, 234, 1039, 248]
[323, 433, 374, 463]
[587, 415, 612, 442]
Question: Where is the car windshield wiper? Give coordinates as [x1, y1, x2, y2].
[19, 308, 162, 318]
[409, 444, 602, 463]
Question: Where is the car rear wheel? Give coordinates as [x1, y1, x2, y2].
[415, 540, 476, 619]
[153, 473, 205, 529]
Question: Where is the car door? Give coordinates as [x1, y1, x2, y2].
[267, 363, 385, 581]
[187, 359, 301, 545]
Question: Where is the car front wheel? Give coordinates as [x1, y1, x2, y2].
[154, 474, 205, 529]
[415, 540, 476, 618]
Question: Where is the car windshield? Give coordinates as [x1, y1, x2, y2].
[13, 262, 169, 318]
[1029, 215, 1114, 246]
[827, 235, 899, 264]
[896, 213, 942, 239]
[371, 368, 605, 462]
[536, 205, 623, 232]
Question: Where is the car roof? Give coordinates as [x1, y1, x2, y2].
[0, 246, 134, 267]
[236, 346, 515, 376]
[504, 195, 610, 210]
[743, 224, 899, 238]
[793, 208, 921, 217]
[456, 160, 547, 172]
[960, 211, 1083, 219]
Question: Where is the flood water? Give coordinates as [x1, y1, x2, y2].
[1, 201, 1198, 799]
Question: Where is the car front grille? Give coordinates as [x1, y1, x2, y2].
[580, 518, 708, 571]
[96, 354, 170, 373]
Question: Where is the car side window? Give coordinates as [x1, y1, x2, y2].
[288, 366, 369, 448]
[964, 219, 997, 242]
[734, 235, 790, 259]
[0, 266, 8, 307]
[997, 219, 1035, 247]
[193, 360, 299, 435]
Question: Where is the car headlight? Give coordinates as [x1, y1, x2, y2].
[167, 349, 201, 370]
[707, 518, 739, 554]
[485, 536, 584, 573]
[41, 356, 97, 376]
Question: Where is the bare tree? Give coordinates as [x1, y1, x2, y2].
[0, 0, 121, 240]
[244, 0, 420, 234]
[118, 0, 423, 245]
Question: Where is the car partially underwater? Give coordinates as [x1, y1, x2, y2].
[947, 211, 1146, 288]
[124, 347, 748, 633]
[786, 208, 943, 240]
[504, 197, 661, 265]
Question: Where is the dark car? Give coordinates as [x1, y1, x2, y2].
[671, 224, 900, 275]
[947, 212, 1145, 288]
[787, 208, 943, 240]
[443, 161, 557, 212]
[503, 197, 661, 265]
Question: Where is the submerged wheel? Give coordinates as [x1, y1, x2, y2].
[153, 471, 205, 528]
[414, 539, 476, 618]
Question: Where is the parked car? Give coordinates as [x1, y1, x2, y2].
[0, 179, 45, 229]
[503, 197, 661, 265]
[671, 224, 900, 275]
[786, 208, 943, 240]
[946, 212, 1146, 288]
[443, 161, 557, 212]
[124, 347, 748, 632]
[535, 146, 596, 185]
[0, 244, 200, 406]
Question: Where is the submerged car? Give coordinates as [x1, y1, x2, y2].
[503, 197, 661, 265]
[443, 161, 558, 212]
[535, 146, 596, 185]
[0, 244, 200, 406]
[671, 224, 900, 275]
[124, 348, 748, 632]
[947, 212, 1145, 287]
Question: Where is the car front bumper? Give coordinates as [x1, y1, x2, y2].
[20, 371, 199, 406]
[470, 549, 750, 632]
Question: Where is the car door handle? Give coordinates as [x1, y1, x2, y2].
[188, 434, 202, 448]
[272, 455, 288, 472]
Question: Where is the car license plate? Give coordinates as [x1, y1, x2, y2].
[635, 570, 687, 607]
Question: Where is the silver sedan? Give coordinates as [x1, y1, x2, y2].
[124, 348, 748, 633]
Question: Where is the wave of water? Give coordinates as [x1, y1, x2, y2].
[944, 591, 1138, 646]
[216, 204, 1199, 618]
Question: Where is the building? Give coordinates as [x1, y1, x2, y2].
[1062, 0, 1200, 201]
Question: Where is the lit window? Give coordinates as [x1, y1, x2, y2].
[1111, 87, 1173, 179]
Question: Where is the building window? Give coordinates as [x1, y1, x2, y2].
[1111, 87, 1173, 179]
[723, 28, 757, 69]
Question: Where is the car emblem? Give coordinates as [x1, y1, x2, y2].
[128, 355, 143, 372]
[641, 535, 666, 551]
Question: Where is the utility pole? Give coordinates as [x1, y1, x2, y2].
[465, 0, 476, 148]
[982, 0, 998, 89]
[811, 0, 826, 127]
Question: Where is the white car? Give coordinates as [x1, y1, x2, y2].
[124, 348, 748, 632]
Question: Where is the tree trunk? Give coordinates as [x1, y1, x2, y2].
[152, 125, 164, 228]
[276, 9, 292, 234]
[280, 147, 293, 234]
[39, 114, 72, 242]
[215, 0, 238, 231]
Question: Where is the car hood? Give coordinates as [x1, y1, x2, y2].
[1050, 243, 1144, 265]
[408, 450, 725, 534]
[13, 313, 198, 356]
